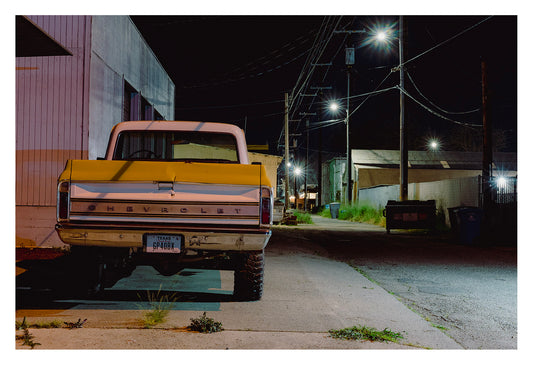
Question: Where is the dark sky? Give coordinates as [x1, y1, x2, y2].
[130, 15, 517, 181]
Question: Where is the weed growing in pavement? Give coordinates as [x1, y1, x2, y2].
[16, 328, 41, 349]
[137, 285, 179, 328]
[329, 325, 404, 343]
[188, 312, 224, 333]
[431, 323, 449, 331]
[16, 317, 63, 329]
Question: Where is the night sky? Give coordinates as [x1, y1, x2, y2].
[130, 15, 517, 182]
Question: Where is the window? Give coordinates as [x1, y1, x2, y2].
[113, 130, 239, 163]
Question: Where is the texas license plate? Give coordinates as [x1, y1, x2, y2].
[145, 234, 182, 253]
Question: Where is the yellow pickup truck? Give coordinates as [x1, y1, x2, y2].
[55, 121, 273, 301]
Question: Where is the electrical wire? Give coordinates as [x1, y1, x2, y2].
[175, 97, 285, 111]
[347, 70, 394, 119]
[305, 119, 345, 132]
[401, 16, 493, 67]
[277, 16, 343, 147]
[406, 70, 480, 115]
[399, 86, 482, 128]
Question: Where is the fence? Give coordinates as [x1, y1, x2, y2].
[358, 175, 517, 242]
[358, 176, 480, 226]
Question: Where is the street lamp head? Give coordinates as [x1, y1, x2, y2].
[329, 102, 339, 112]
[294, 167, 302, 176]
[376, 30, 387, 42]
[360, 21, 397, 55]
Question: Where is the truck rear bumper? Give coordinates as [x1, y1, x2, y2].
[55, 224, 271, 251]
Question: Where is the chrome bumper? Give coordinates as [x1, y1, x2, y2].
[55, 224, 271, 251]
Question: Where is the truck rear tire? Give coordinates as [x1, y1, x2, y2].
[233, 251, 264, 301]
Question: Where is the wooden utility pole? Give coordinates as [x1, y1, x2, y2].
[304, 119, 309, 211]
[284, 93, 290, 211]
[481, 59, 493, 207]
[399, 15, 408, 201]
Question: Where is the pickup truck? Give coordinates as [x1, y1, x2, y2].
[55, 121, 273, 301]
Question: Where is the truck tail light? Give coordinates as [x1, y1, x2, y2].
[260, 187, 272, 226]
[58, 181, 70, 221]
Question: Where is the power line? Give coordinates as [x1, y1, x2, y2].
[399, 86, 482, 128]
[401, 16, 494, 67]
[405, 70, 480, 115]
[348, 70, 394, 118]
[175, 97, 284, 111]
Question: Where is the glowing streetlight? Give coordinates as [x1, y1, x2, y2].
[376, 30, 387, 42]
[294, 167, 302, 176]
[428, 139, 440, 151]
[496, 176, 508, 189]
[329, 102, 340, 112]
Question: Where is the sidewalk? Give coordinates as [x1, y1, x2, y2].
[16, 215, 463, 350]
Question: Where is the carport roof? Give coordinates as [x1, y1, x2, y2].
[16, 16, 72, 57]
[351, 150, 517, 171]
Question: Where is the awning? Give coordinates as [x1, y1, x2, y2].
[16, 15, 72, 57]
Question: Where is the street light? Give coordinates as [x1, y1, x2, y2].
[428, 138, 440, 151]
[329, 102, 340, 112]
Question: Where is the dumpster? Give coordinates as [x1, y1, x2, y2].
[383, 200, 436, 233]
[330, 202, 341, 219]
[449, 207, 483, 245]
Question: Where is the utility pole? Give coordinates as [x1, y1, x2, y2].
[399, 15, 408, 202]
[333, 28, 365, 205]
[304, 119, 309, 211]
[284, 93, 290, 211]
[346, 64, 352, 204]
[481, 59, 493, 207]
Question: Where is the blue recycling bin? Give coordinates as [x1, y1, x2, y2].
[330, 202, 340, 219]
[455, 207, 483, 245]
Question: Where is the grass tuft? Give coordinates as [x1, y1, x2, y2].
[329, 325, 404, 343]
[16, 317, 63, 329]
[138, 285, 179, 328]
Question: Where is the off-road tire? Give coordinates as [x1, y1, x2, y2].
[233, 250, 264, 301]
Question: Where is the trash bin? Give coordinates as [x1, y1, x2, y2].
[330, 202, 340, 219]
[383, 200, 436, 233]
[452, 207, 483, 245]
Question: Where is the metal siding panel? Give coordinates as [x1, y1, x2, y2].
[17, 16, 89, 206]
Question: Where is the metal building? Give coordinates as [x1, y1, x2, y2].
[16, 15, 175, 248]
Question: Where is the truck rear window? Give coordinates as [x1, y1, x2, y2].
[113, 131, 239, 162]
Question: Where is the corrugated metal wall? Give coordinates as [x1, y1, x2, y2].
[88, 16, 175, 160]
[16, 16, 91, 206]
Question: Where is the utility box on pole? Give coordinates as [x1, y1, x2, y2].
[345, 47, 355, 65]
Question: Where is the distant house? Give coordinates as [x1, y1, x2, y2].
[16, 16, 175, 248]
[248, 152, 283, 198]
[352, 149, 516, 192]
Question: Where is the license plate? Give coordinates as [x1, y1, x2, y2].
[145, 234, 182, 253]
